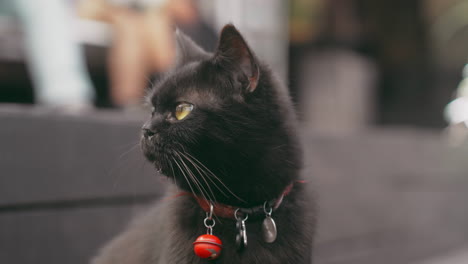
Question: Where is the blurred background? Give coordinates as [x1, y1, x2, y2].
[1, 0, 468, 264]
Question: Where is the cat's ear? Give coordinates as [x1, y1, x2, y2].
[175, 29, 210, 67]
[214, 24, 260, 93]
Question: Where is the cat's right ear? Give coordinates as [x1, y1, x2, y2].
[175, 29, 210, 67]
[213, 24, 260, 93]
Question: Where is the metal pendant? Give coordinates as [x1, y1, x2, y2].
[262, 202, 277, 243]
[235, 220, 248, 250]
[235, 209, 248, 251]
[262, 215, 277, 243]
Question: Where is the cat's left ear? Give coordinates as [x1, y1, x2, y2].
[214, 24, 260, 93]
[175, 29, 210, 67]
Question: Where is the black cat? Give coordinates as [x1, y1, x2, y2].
[92, 24, 315, 264]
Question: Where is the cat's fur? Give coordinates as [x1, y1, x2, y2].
[91, 24, 315, 264]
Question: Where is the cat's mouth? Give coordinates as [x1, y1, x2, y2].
[140, 135, 167, 172]
[140, 134, 190, 179]
[140, 134, 212, 193]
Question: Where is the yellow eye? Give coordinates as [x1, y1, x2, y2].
[175, 103, 193, 120]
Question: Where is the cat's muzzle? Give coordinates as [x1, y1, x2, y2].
[140, 131, 167, 174]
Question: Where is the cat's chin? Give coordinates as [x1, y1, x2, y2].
[141, 136, 164, 170]
[142, 151, 178, 182]
[140, 147, 164, 174]
[145, 156, 165, 174]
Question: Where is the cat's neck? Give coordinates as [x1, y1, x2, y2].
[191, 182, 295, 219]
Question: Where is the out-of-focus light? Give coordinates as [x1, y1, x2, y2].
[445, 97, 468, 126]
[445, 63, 468, 127]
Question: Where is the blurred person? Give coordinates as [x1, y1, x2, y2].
[78, 0, 216, 108]
[12, 0, 95, 109]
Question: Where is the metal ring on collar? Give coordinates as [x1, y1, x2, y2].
[234, 208, 249, 221]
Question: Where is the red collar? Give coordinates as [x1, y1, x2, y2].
[192, 183, 295, 219]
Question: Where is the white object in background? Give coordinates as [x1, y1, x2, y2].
[445, 97, 468, 127]
[443, 63, 468, 146]
[445, 63, 468, 127]
[13, 0, 95, 107]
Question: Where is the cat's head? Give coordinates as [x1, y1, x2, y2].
[141, 25, 300, 206]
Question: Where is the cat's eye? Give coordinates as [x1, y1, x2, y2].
[175, 103, 193, 120]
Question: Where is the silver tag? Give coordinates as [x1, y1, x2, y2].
[262, 216, 277, 243]
[236, 219, 248, 250]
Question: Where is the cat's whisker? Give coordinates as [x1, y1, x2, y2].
[183, 153, 224, 184]
[172, 158, 197, 200]
[177, 153, 224, 224]
[177, 153, 214, 204]
[184, 152, 242, 200]
[117, 142, 140, 161]
[174, 153, 212, 204]
[108, 142, 142, 190]
[168, 157, 179, 188]
[272, 144, 287, 150]
[184, 153, 238, 198]
[116, 140, 141, 151]
[184, 152, 245, 202]
[178, 152, 219, 204]
[145, 76, 155, 88]
[180, 152, 230, 200]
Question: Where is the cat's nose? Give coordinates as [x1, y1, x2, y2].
[143, 128, 155, 138]
[142, 124, 157, 139]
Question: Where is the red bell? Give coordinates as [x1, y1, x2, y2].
[193, 234, 223, 260]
